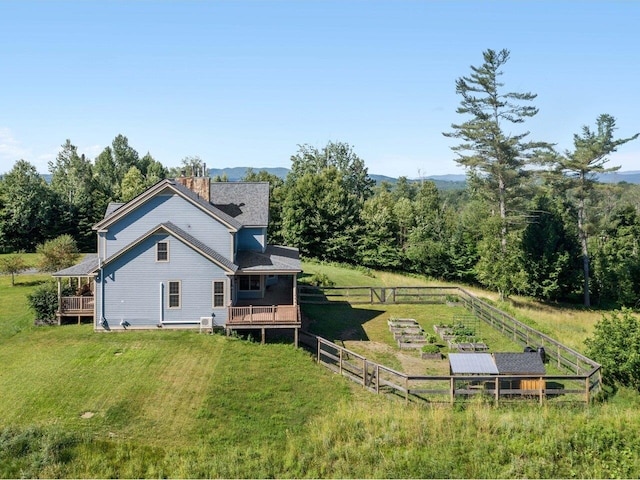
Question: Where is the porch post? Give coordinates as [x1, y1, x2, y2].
[293, 275, 298, 305]
[57, 278, 62, 325]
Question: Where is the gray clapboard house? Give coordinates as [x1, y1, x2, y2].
[53, 176, 302, 343]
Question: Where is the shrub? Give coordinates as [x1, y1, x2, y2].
[421, 344, 440, 354]
[585, 308, 640, 394]
[27, 281, 73, 323]
[309, 272, 335, 287]
[452, 324, 475, 337]
[425, 333, 437, 344]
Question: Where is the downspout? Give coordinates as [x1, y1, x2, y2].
[98, 257, 105, 329]
[159, 282, 164, 326]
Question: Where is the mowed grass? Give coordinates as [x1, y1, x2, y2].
[2, 260, 640, 477]
[0, 272, 356, 477]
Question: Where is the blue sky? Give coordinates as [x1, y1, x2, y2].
[1, 1, 638, 178]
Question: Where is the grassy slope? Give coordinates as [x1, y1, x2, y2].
[1, 262, 640, 477]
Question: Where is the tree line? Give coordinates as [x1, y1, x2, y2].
[1, 49, 639, 308]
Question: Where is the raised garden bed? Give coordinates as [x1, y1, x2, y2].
[392, 328, 425, 340]
[421, 352, 443, 360]
[388, 318, 420, 329]
[398, 340, 428, 350]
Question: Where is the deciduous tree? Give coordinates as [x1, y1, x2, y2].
[0, 254, 27, 286]
[0, 160, 58, 251]
[36, 234, 80, 272]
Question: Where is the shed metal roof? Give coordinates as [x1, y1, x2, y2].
[449, 353, 499, 375]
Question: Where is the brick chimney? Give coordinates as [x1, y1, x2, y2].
[175, 175, 211, 201]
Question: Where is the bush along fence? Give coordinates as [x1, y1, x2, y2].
[298, 285, 602, 405]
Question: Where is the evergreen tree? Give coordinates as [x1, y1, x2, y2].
[549, 114, 639, 306]
[521, 194, 581, 301]
[49, 140, 99, 251]
[443, 48, 549, 297]
[591, 205, 640, 306]
[357, 190, 401, 269]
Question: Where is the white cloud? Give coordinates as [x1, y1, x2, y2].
[81, 144, 104, 160]
[0, 128, 30, 170]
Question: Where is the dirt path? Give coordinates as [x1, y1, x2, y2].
[344, 340, 434, 375]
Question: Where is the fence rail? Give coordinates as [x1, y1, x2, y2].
[298, 285, 601, 404]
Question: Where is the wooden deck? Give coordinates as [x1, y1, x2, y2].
[227, 305, 300, 326]
[57, 296, 94, 324]
[227, 305, 301, 346]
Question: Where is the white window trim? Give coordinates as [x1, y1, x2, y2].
[168, 280, 181, 309]
[212, 280, 226, 308]
[157, 240, 170, 262]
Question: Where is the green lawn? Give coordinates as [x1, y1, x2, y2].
[2, 261, 640, 477]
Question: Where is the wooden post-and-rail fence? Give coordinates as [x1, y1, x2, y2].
[297, 285, 602, 405]
[299, 332, 600, 405]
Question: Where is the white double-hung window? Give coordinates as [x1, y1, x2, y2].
[157, 241, 169, 262]
[213, 281, 225, 308]
[168, 281, 181, 308]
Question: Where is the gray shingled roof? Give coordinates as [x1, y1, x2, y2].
[449, 353, 499, 375]
[236, 245, 301, 272]
[52, 254, 100, 277]
[168, 180, 243, 230]
[210, 182, 269, 226]
[104, 203, 125, 219]
[493, 352, 546, 375]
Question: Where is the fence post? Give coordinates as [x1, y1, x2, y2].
[585, 376, 590, 405]
[375, 364, 379, 394]
[539, 376, 544, 405]
[450, 377, 455, 404]
[363, 359, 367, 387]
[405, 376, 409, 403]
[317, 338, 321, 363]
[495, 377, 500, 405]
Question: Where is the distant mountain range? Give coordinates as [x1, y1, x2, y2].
[209, 167, 640, 188]
[36, 168, 640, 189]
[208, 167, 468, 190]
[209, 167, 640, 184]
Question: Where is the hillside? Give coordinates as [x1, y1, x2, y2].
[2, 263, 640, 477]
